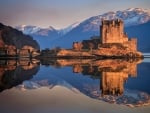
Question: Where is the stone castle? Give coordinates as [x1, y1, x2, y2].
[72, 19, 142, 57]
[100, 19, 137, 51]
[41, 19, 143, 58]
[73, 19, 137, 51]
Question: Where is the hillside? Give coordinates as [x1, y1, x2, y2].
[0, 23, 40, 50]
[125, 21, 150, 52]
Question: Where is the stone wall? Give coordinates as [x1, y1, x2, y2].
[100, 19, 128, 44]
[101, 71, 127, 95]
[72, 42, 83, 51]
[129, 38, 137, 51]
[82, 38, 100, 49]
[57, 49, 92, 56]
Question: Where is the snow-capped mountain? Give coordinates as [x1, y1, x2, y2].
[117, 8, 150, 26]
[16, 8, 150, 51]
[53, 8, 150, 50]
[75, 7, 150, 32]
[58, 22, 80, 35]
[16, 25, 41, 34]
[16, 25, 57, 36]
[16, 8, 150, 35]
[16, 22, 80, 36]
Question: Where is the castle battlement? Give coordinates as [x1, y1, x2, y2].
[101, 19, 123, 27]
[100, 19, 127, 44]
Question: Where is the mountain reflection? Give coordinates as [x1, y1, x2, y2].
[0, 59, 40, 92]
[42, 59, 142, 96]
[1, 58, 150, 107]
[40, 58, 150, 107]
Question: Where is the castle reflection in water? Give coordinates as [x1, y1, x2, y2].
[2, 58, 150, 107]
[42, 58, 142, 96]
[0, 58, 142, 96]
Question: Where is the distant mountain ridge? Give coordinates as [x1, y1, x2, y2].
[16, 22, 80, 36]
[16, 8, 150, 52]
[16, 8, 150, 35]
[58, 22, 80, 35]
[16, 25, 57, 36]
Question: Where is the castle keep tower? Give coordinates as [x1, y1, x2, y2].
[100, 19, 128, 44]
[99, 19, 138, 52]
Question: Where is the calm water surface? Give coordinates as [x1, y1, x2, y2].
[0, 58, 150, 113]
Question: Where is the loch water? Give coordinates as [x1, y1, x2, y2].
[0, 58, 150, 113]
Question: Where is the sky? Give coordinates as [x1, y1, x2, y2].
[0, 0, 150, 29]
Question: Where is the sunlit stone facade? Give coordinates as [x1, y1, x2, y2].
[100, 19, 137, 51]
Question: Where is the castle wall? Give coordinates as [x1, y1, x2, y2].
[73, 42, 83, 51]
[123, 38, 137, 52]
[73, 65, 83, 73]
[128, 62, 137, 77]
[129, 38, 137, 51]
[100, 19, 128, 44]
[101, 71, 128, 95]
[82, 39, 100, 49]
